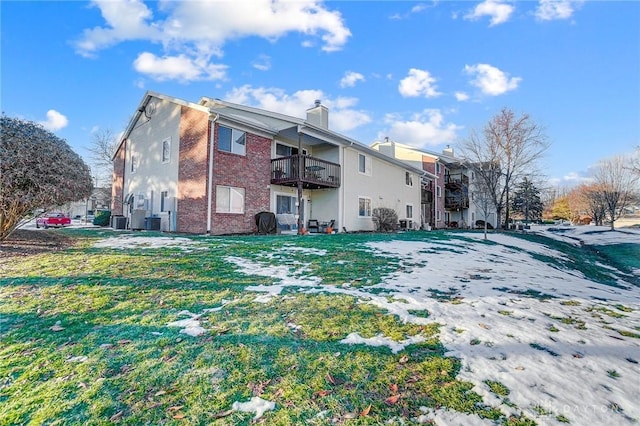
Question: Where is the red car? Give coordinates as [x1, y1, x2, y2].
[36, 212, 71, 229]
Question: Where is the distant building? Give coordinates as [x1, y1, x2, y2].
[371, 140, 498, 229]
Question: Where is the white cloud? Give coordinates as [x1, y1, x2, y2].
[224, 85, 370, 132]
[75, 0, 351, 81]
[535, 0, 583, 21]
[454, 91, 470, 101]
[74, 0, 161, 57]
[464, 63, 521, 96]
[465, 0, 514, 26]
[340, 71, 365, 88]
[133, 52, 227, 81]
[398, 68, 441, 98]
[252, 55, 271, 71]
[38, 110, 68, 131]
[379, 109, 461, 146]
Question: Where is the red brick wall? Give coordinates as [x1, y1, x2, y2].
[210, 123, 272, 235]
[111, 141, 126, 215]
[177, 107, 210, 234]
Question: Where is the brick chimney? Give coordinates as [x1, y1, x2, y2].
[306, 99, 329, 129]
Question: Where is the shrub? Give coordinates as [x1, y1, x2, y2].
[372, 207, 398, 232]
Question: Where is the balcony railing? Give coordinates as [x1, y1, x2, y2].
[271, 155, 340, 189]
[445, 173, 469, 188]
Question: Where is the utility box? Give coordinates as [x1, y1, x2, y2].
[145, 217, 161, 231]
[112, 216, 127, 229]
[130, 209, 146, 230]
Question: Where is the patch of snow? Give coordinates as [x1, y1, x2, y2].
[231, 396, 275, 420]
[340, 332, 426, 354]
[94, 234, 203, 250]
[229, 232, 640, 425]
[166, 310, 207, 336]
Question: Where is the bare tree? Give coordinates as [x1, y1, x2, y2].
[459, 108, 549, 230]
[580, 184, 607, 226]
[469, 164, 496, 240]
[592, 155, 639, 230]
[87, 128, 119, 187]
[1, 115, 93, 240]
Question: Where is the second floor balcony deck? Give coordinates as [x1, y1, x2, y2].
[271, 155, 341, 189]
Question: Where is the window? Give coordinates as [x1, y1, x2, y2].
[276, 143, 299, 157]
[436, 162, 441, 175]
[358, 153, 371, 175]
[436, 210, 441, 221]
[216, 185, 245, 213]
[405, 172, 413, 187]
[358, 196, 372, 217]
[162, 138, 171, 163]
[218, 126, 246, 155]
[406, 204, 413, 219]
[131, 155, 137, 173]
[160, 191, 169, 212]
[276, 195, 296, 214]
[437, 186, 442, 198]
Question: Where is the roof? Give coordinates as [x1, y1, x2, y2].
[115, 91, 426, 176]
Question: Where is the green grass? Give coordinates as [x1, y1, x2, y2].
[3, 228, 637, 425]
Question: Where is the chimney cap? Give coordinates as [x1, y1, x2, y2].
[314, 99, 321, 107]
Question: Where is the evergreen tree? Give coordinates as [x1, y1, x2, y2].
[511, 178, 543, 223]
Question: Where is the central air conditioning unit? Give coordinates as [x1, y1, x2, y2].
[130, 209, 147, 230]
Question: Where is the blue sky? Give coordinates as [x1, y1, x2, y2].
[2, 1, 638, 187]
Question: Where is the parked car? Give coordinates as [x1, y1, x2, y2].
[36, 212, 71, 229]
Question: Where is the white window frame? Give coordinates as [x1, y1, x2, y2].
[131, 154, 137, 173]
[405, 172, 413, 187]
[358, 153, 371, 175]
[406, 204, 413, 219]
[161, 137, 171, 163]
[436, 162, 441, 175]
[358, 196, 372, 217]
[436, 210, 441, 221]
[218, 125, 246, 156]
[437, 186, 442, 198]
[216, 185, 245, 214]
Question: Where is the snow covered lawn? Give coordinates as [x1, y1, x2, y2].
[1, 226, 637, 425]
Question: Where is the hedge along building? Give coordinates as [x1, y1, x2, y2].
[111, 91, 426, 235]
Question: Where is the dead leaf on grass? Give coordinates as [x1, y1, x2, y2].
[50, 325, 65, 332]
[117, 339, 132, 345]
[385, 394, 401, 405]
[398, 355, 409, 364]
[154, 390, 167, 396]
[109, 411, 123, 422]
[313, 390, 331, 398]
[389, 383, 399, 394]
[168, 405, 184, 412]
[172, 413, 186, 419]
[212, 409, 233, 419]
[360, 404, 372, 417]
[478, 323, 490, 329]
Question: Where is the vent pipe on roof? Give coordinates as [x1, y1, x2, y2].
[443, 144, 454, 157]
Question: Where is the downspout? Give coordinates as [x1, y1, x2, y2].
[297, 128, 303, 234]
[340, 141, 354, 233]
[207, 113, 219, 234]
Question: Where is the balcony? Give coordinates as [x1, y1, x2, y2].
[445, 173, 469, 189]
[271, 155, 340, 189]
[445, 195, 469, 210]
